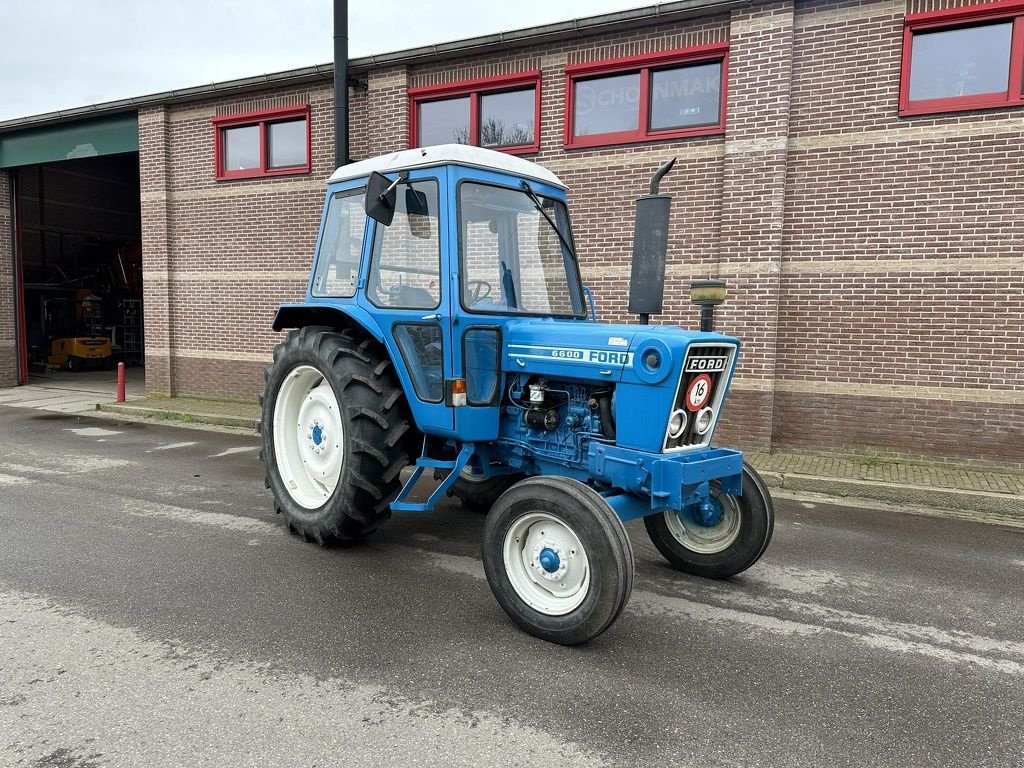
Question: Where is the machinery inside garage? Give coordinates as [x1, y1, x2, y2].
[2, 115, 144, 382]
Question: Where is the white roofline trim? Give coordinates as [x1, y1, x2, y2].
[328, 144, 566, 189]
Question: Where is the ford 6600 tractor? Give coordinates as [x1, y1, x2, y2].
[261, 144, 773, 645]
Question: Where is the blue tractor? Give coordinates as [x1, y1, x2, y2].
[261, 144, 773, 645]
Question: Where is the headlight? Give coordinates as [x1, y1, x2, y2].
[694, 407, 714, 435]
[667, 409, 687, 439]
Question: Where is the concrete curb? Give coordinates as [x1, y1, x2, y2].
[754, 470, 1024, 518]
[91, 403, 1023, 520]
[97, 403, 258, 431]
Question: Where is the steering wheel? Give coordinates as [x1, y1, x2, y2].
[466, 279, 492, 304]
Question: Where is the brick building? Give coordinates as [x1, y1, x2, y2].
[1, 0, 1021, 464]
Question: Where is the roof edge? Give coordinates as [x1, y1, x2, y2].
[0, 0, 750, 134]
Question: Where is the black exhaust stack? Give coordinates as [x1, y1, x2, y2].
[628, 158, 676, 325]
[334, 0, 349, 167]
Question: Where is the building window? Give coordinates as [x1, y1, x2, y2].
[213, 105, 311, 180]
[565, 44, 728, 149]
[409, 73, 541, 154]
[900, 2, 1024, 116]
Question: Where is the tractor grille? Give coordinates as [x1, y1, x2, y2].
[663, 343, 737, 452]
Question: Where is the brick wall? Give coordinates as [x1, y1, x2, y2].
[776, 0, 1024, 463]
[0, 170, 15, 387]
[132, 0, 1023, 463]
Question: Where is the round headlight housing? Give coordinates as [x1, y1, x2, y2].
[667, 409, 687, 439]
[694, 407, 714, 436]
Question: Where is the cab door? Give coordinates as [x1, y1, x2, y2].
[357, 170, 455, 436]
[446, 167, 515, 442]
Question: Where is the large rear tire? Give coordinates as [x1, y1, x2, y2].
[644, 461, 774, 578]
[482, 476, 634, 645]
[261, 326, 415, 544]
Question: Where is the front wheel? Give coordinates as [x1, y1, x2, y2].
[482, 476, 634, 645]
[644, 461, 774, 579]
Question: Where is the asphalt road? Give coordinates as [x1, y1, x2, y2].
[0, 406, 1022, 768]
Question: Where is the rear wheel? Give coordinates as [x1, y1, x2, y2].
[261, 326, 415, 543]
[65, 356, 81, 372]
[644, 461, 773, 578]
[451, 469, 523, 511]
[482, 476, 634, 645]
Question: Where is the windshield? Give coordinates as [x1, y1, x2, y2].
[458, 182, 585, 317]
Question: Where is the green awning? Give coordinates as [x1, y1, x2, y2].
[0, 113, 139, 168]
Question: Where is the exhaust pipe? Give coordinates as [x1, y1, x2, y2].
[627, 158, 676, 325]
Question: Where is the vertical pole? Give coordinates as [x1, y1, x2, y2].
[334, 0, 349, 167]
[117, 361, 126, 403]
[700, 306, 715, 333]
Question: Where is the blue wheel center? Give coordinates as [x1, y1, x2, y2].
[311, 424, 324, 446]
[693, 497, 724, 527]
[538, 547, 561, 573]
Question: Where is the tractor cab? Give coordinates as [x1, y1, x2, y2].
[285, 145, 588, 441]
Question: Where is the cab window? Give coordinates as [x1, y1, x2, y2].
[367, 179, 441, 309]
[311, 187, 366, 298]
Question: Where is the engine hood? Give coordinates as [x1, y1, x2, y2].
[503, 319, 739, 383]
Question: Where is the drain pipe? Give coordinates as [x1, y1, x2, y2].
[334, 0, 349, 167]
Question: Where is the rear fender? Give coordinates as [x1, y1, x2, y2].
[272, 303, 385, 342]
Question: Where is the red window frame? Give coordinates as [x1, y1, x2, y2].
[564, 43, 728, 150]
[408, 72, 542, 155]
[899, 0, 1024, 117]
[213, 105, 311, 181]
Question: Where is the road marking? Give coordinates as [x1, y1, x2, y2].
[414, 549, 1024, 677]
[0, 589, 607, 768]
[124, 500, 280, 535]
[64, 427, 122, 438]
[207, 446, 258, 458]
[738, 564, 860, 595]
[147, 441, 198, 452]
[0, 462, 69, 476]
[0, 473, 32, 486]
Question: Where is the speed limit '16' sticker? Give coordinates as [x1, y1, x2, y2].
[685, 374, 713, 412]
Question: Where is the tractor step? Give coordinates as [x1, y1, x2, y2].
[390, 443, 474, 513]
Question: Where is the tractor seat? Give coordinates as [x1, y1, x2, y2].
[395, 285, 437, 309]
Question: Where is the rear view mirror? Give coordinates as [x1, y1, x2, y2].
[365, 171, 397, 226]
[405, 187, 429, 217]
[405, 187, 432, 240]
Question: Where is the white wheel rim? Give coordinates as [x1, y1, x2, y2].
[273, 365, 344, 509]
[664, 487, 741, 555]
[459, 467, 486, 483]
[502, 512, 590, 616]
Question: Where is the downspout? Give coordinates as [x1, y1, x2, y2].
[10, 173, 27, 385]
[334, 0, 349, 167]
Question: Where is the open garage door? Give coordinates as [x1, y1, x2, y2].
[2, 113, 142, 386]
[13, 152, 143, 382]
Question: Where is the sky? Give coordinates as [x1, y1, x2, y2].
[0, 0, 662, 122]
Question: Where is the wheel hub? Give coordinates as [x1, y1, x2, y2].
[663, 484, 742, 555]
[503, 512, 590, 616]
[273, 365, 345, 510]
[308, 420, 327, 454]
[694, 497, 724, 527]
[537, 546, 562, 575]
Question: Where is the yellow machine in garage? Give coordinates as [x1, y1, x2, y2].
[42, 296, 113, 371]
[48, 336, 113, 371]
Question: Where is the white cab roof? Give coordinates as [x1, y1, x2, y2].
[328, 144, 565, 189]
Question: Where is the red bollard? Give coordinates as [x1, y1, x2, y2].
[116, 362, 126, 403]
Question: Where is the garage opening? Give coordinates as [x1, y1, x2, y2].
[13, 152, 143, 384]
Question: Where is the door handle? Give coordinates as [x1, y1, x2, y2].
[421, 313, 442, 321]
